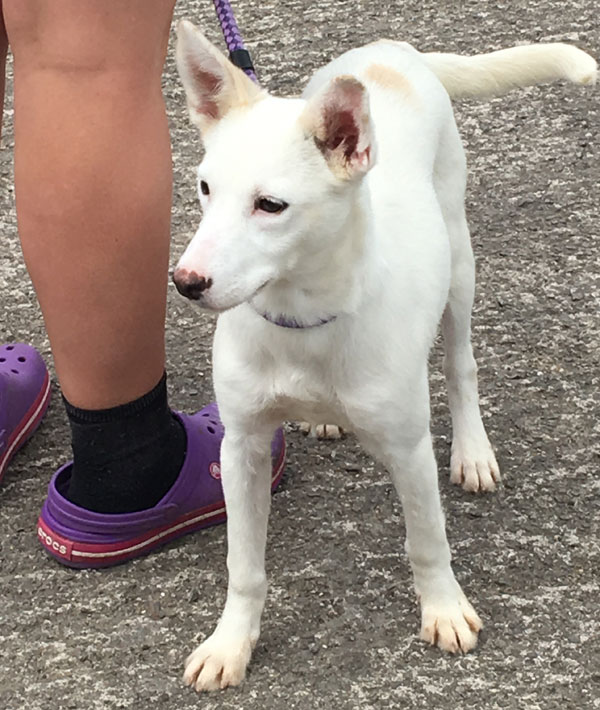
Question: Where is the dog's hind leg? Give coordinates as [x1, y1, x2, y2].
[298, 421, 344, 439]
[441, 239, 500, 492]
[435, 120, 500, 493]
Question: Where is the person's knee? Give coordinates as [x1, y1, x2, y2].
[3, 0, 175, 78]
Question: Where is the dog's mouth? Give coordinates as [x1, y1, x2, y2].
[244, 278, 273, 311]
[187, 278, 273, 315]
[249, 279, 271, 301]
[249, 278, 281, 310]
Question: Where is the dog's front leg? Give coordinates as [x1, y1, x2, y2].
[183, 425, 275, 692]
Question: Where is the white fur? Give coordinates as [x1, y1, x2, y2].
[174, 21, 596, 691]
[423, 42, 597, 98]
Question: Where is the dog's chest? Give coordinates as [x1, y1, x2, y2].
[229, 321, 353, 425]
[266, 348, 350, 425]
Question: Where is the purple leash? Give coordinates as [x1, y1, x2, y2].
[212, 0, 258, 83]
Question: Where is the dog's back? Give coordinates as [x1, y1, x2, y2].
[301, 39, 597, 329]
[306, 39, 597, 102]
[304, 40, 449, 170]
[305, 39, 596, 185]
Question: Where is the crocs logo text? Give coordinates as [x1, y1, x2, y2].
[209, 462, 221, 480]
[38, 527, 68, 556]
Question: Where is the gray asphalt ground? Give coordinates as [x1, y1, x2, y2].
[1, 1, 599, 708]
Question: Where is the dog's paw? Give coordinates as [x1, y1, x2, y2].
[450, 441, 500, 493]
[183, 635, 253, 692]
[420, 594, 482, 654]
[298, 422, 344, 439]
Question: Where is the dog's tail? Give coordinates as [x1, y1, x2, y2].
[422, 43, 597, 99]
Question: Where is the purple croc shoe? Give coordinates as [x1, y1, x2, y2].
[0, 344, 52, 484]
[38, 404, 285, 568]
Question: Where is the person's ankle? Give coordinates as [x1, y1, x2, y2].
[64, 374, 187, 513]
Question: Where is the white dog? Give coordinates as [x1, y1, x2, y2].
[173, 21, 596, 691]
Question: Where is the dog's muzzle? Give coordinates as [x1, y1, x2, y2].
[172, 268, 213, 300]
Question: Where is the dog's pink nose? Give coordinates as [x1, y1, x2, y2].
[172, 268, 212, 300]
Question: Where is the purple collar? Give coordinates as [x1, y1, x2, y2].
[255, 309, 337, 329]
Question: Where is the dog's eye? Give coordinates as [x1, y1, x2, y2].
[255, 197, 288, 214]
[200, 180, 210, 196]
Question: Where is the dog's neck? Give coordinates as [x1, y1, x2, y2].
[250, 186, 374, 327]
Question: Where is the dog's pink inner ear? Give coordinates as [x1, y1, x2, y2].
[309, 76, 373, 177]
[189, 64, 222, 120]
[318, 109, 360, 158]
[177, 22, 263, 128]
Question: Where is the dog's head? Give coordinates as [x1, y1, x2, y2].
[173, 21, 376, 312]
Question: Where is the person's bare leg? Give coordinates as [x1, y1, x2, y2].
[0, 5, 7, 140]
[4, 0, 176, 409]
[2, 1, 189, 514]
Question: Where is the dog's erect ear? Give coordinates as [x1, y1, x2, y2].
[301, 76, 375, 179]
[176, 20, 264, 131]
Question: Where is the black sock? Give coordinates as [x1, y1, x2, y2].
[64, 373, 187, 514]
